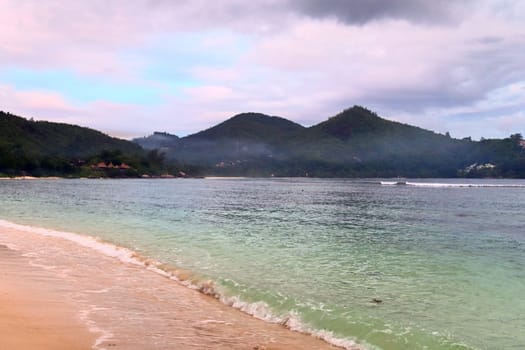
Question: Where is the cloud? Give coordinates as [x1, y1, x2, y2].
[248, 16, 525, 107]
[0, 0, 524, 140]
[238, 3, 525, 136]
[0, 84, 76, 117]
[0, 83, 151, 138]
[287, 0, 471, 25]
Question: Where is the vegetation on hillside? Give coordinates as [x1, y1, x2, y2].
[0, 111, 186, 178]
[2, 107, 524, 178]
[137, 106, 525, 178]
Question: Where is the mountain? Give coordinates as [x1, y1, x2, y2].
[134, 113, 305, 166]
[188, 112, 305, 141]
[164, 113, 305, 165]
[286, 106, 472, 174]
[310, 106, 412, 139]
[0, 111, 178, 177]
[135, 106, 525, 178]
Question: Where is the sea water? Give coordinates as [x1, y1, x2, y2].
[0, 178, 524, 350]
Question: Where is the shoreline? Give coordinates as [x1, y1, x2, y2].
[0, 176, 63, 180]
[0, 221, 359, 350]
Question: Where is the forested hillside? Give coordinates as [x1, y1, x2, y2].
[2, 107, 524, 178]
[0, 111, 180, 177]
[137, 106, 525, 178]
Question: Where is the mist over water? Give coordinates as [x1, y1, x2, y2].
[1, 178, 524, 350]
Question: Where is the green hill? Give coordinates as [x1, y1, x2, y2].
[0, 111, 175, 177]
[0, 111, 141, 157]
[284, 106, 472, 176]
[189, 112, 305, 142]
[310, 106, 411, 139]
[171, 113, 305, 165]
[135, 106, 525, 178]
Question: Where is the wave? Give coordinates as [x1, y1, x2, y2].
[379, 181, 525, 188]
[0, 219, 364, 350]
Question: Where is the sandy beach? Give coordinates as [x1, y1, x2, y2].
[0, 243, 94, 349]
[0, 224, 349, 350]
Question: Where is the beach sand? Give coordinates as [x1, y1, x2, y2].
[0, 244, 94, 350]
[0, 225, 352, 350]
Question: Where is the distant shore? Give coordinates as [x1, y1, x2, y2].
[0, 176, 62, 180]
[0, 175, 203, 180]
[0, 222, 351, 350]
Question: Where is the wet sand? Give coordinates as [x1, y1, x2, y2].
[0, 244, 94, 350]
[0, 225, 354, 350]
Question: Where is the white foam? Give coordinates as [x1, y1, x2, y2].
[216, 294, 364, 350]
[27, 260, 57, 271]
[222, 295, 282, 323]
[406, 182, 525, 188]
[204, 177, 248, 180]
[79, 307, 114, 350]
[380, 181, 525, 188]
[199, 319, 232, 325]
[380, 181, 404, 186]
[0, 220, 144, 267]
[85, 288, 111, 294]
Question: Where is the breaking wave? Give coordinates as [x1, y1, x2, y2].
[379, 181, 525, 188]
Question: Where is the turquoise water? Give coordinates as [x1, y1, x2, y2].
[1, 178, 524, 349]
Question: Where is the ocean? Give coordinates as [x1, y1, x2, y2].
[1, 178, 524, 349]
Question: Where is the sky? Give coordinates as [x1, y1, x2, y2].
[0, 0, 524, 140]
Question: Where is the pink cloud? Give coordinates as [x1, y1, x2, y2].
[0, 1, 163, 76]
[0, 84, 77, 117]
[0, 1, 293, 77]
